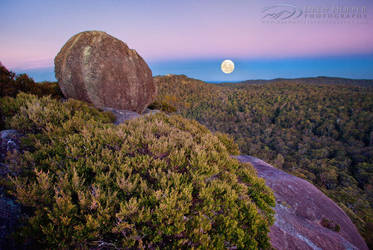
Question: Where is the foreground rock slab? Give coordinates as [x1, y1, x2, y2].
[235, 155, 368, 250]
[55, 31, 156, 113]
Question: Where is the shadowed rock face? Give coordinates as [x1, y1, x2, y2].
[55, 31, 156, 113]
[235, 155, 368, 250]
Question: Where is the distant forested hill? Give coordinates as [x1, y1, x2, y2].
[220, 76, 373, 88]
[154, 74, 373, 248]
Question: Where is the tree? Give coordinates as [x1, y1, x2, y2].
[274, 154, 285, 168]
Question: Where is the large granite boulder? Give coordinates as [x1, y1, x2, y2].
[55, 31, 156, 113]
[235, 155, 368, 250]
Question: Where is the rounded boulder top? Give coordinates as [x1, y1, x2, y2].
[54, 31, 156, 113]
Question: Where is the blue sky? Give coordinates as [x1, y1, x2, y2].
[20, 54, 373, 82]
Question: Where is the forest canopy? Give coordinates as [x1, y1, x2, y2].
[155, 74, 373, 248]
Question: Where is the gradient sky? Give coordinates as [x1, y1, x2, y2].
[1, 0, 373, 81]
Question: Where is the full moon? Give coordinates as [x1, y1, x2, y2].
[221, 59, 235, 74]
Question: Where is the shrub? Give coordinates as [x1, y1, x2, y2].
[0, 108, 4, 130]
[0, 94, 38, 130]
[0, 93, 115, 131]
[0, 62, 63, 99]
[148, 101, 177, 113]
[321, 218, 340, 232]
[4, 94, 275, 249]
[33, 81, 64, 99]
[215, 132, 240, 155]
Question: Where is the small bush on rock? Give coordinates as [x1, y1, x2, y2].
[3, 94, 275, 249]
[321, 218, 341, 232]
[148, 100, 177, 113]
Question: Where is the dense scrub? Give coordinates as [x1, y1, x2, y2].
[0, 93, 274, 249]
[0, 63, 63, 100]
[148, 100, 177, 113]
[223, 76, 373, 88]
[155, 74, 373, 247]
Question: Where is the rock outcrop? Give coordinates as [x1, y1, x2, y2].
[236, 155, 368, 250]
[0, 130, 22, 249]
[55, 31, 156, 113]
[0, 129, 21, 174]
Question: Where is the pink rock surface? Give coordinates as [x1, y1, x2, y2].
[236, 155, 368, 250]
